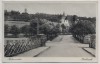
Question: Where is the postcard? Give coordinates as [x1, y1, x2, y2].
[2, 1, 98, 63]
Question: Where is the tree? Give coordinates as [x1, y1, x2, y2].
[10, 10, 20, 21]
[40, 23, 51, 34]
[20, 25, 36, 37]
[70, 20, 95, 35]
[20, 25, 29, 36]
[72, 15, 77, 21]
[4, 10, 9, 21]
[10, 25, 20, 37]
[4, 24, 9, 37]
[61, 24, 66, 29]
[54, 23, 61, 33]
[20, 13, 29, 21]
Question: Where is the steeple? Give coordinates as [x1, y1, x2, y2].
[24, 8, 27, 13]
[63, 12, 65, 16]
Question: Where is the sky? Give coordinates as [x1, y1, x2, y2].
[4, 1, 97, 17]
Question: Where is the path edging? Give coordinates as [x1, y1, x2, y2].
[34, 46, 50, 57]
[82, 47, 95, 57]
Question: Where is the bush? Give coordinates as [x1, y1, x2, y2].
[9, 25, 20, 37]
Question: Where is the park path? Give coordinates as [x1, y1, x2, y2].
[37, 35, 93, 57]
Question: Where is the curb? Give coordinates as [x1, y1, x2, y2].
[34, 46, 50, 57]
[82, 48, 95, 57]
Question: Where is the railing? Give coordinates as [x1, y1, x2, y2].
[73, 34, 96, 49]
[89, 34, 96, 49]
[4, 35, 47, 57]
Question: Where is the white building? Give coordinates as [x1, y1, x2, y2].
[60, 12, 70, 33]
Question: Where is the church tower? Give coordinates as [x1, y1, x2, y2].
[24, 8, 27, 13]
[60, 12, 70, 34]
[60, 12, 69, 26]
[61, 12, 66, 23]
[63, 12, 65, 17]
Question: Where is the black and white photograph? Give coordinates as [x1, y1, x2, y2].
[3, 1, 98, 62]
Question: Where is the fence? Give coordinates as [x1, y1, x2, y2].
[73, 34, 84, 43]
[89, 34, 96, 49]
[73, 34, 96, 49]
[4, 35, 47, 57]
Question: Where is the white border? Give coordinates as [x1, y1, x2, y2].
[0, 0, 99, 64]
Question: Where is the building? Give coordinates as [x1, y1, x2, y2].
[60, 12, 70, 34]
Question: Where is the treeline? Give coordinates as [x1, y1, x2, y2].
[4, 10, 62, 22]
[4, 10, 96, 23]
[67, 15, 96, 26]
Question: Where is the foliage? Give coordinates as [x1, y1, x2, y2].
[61, 24, 66, 29]
[9, 25, 20, 37]
[4, 10, 62, 23]
[70, 20, 95, 35]
[4, 24, 9, 36]
[40, 23, 52, 34]
[20, 25, 36, 36]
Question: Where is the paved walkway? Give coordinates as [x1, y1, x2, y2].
[15, 47, 49, 57]
[82, 47, 95, 57]
[37, 35, 93, 57]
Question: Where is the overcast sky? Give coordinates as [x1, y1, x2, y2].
[4, 1, 97, 17]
